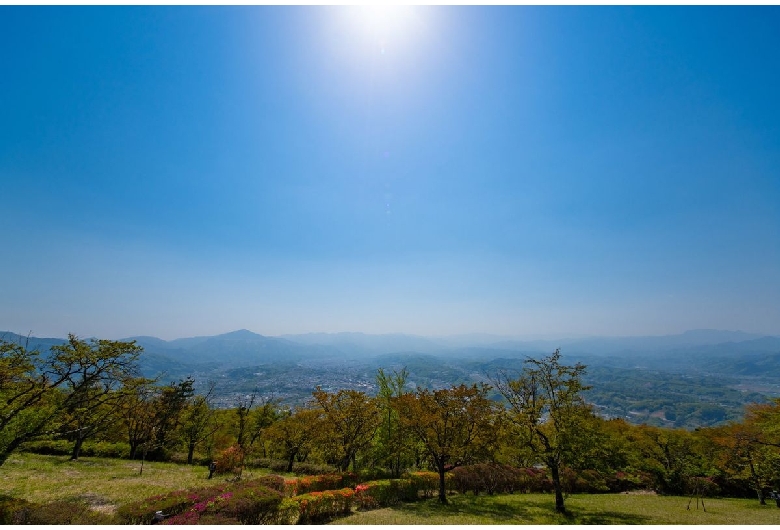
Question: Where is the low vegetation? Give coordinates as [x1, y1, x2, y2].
[2, 334, 780, 524]
[2, 454, 780, 524]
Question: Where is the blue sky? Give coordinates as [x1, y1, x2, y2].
[1, 6, 778, 340]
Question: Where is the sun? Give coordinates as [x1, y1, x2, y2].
[342, 5, 421, 47]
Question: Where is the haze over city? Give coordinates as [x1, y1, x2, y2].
[2, 6, 778, 341]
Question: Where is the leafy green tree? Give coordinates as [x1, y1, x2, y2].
[374, 367, 414, 477]
[179, 381, 220, 465]
[494, 349, 593, 513]
[49, 335, 142, 460]
[0, 338, 62, 465]
[395, 383, 497, 504]
[147, 378, 194, 460]
[628, 424, 708, 495]
[266, 407, 320, 472]
[117, 377, 157, 460]
[312, 387, 380, 472]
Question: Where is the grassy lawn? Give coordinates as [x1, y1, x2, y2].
[334, 492, 780, 525]
[0, 453, 274, 514]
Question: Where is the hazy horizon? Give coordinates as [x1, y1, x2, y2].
[3, 326, 776, 344]
[2, 6, 778, 341]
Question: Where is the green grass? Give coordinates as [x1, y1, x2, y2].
[0, 453, 274, 515]
[333, 492, 780, 525]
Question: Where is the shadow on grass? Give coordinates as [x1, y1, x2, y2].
[394, 494, 653, 525]
[562, 508, 653, 525]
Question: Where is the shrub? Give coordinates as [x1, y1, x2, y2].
[0, 496, 112, 525]
[21, 439, 131, 459]
[354, 479, 418, 509]
[214, 485, 282, 524]
[293, 488, 355, 523]
[214, 445, 245, 476]
[83, 441, 131, 459]
[121, 480, 284, 525]
[19, 439, 72, 456]
[406, 471, 439, 498]
[292, 461, 338, 476]
[452, 464, 525, 495]
[26, 499, 114, 524]
[255, 474, 287, 494]
[117, 489, 196, 524]
[286, 473, 356, 496]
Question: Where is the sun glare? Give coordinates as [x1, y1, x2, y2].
[342, 5, 422, 48]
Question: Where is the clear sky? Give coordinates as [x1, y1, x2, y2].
[1, 6, 778, 340]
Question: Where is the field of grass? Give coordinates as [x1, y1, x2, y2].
[334, 492, 780, 525]
[3, 453, 780, 524]
[0, 453, 274, 515]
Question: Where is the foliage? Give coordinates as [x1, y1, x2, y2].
[265, 407, 319, 472]
[49, 334, 142, 460]
[394, 383, 497, 503]
[119, 480, 282, 525]
[214, 444, 245, 476]
[495, 349, 593, 513]
[291, 487, 355, 523]
[285, 472, 358, 496]
[22, 439, 130, 458]
[312, 387, 381, 472]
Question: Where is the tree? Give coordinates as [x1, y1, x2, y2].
[179, 381, 220, 465]
[494, 349, 593, 513]
[628, 425, 709, 496]
[48, 335, 142, 460]
[312, 387, 380, 472]
[395, 383, 497, 504]
[0, 337, 63, 465]
[117, 377, 157, 460]
[266, 407, 320, 472]
[147, 378, 194, 460]
[374, 367, 413, 477]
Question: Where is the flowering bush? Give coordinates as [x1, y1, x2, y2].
[293, 488, 355, 523]
[214, 444, 245, 476]
[285, 472, 357, 496]
[214, 487, 282, 524]
[255, 473, 287, 494]
[119, 480, 282, 525]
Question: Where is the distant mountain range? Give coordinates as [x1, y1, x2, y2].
[4, 328, 780, 426]
[2, 327, 778, 378]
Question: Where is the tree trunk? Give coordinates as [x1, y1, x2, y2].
[757, 489, 766, 505]
[129, 441, 138, 460]
[437, 460, 448, 504]
[550, 464, 566, 513]
[187, 442, 196, 465]
[287, 453, 296, 473]
[70, 436, 85, 461]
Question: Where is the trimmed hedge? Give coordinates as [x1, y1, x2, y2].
[285, 472, 359, 496]
[354, 478, 420, 510]
[291, 488, 355, 523]
[119, 481, 283, 525]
